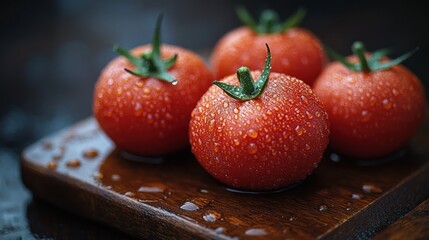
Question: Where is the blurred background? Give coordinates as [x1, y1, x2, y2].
[1, 0, 428, 239]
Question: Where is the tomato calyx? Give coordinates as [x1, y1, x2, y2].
[236, 6, 306, 34]
[213, 44, 271, 101]
[326, 41, 418, 72]
[113, 15, 178, 84]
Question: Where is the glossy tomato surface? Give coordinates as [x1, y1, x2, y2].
[94, 45, 213, 156]
[211, 27, 326, 86]
[190, 71, 330, 190]
[313, 56, 426, 159]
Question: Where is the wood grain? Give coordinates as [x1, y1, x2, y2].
[373, 199, 429, 240]
[21, 118, 429, 239]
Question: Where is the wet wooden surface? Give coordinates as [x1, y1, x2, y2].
[373, 199, 429, 240]
[20, 118, 429, 239]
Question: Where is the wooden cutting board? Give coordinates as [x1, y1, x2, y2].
[21, 117, 429, 239]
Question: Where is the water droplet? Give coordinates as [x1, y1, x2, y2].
[295, 125, 304, 136]
[180, 201, 200, 211]
[203, 210, 221, 222]
[305, 111, 313, 120]
[247, 129, 258, 139]
[135, 81, 143, 88]
[392, 88, 399, 96]
[315, 111, 321, 118]
[362, 184, 383, 194]
[319, 205, 328, 212]
[247, 143, 258, 155]
[83, 149, 99, 159]
[215, 227, 225, 234]
[352, 193, 362, 199]
[93, 171, 104, 180]
[200, 189, 208, 193]
[107, 78, 114, 85]
[289, 217, 296, 221]
[116, 88, 123, 96]
[66, 159, 81, 168]
[208, 119, 215, 131]
[233, 139, 240, 146]
[264, 134, 272, 143]
[111, 174, 121, 182]
[245, 228, 267, 236]
[223, 102, 229, 108]
[171, 80, 178, 85]
[329, 153, 341, 162]
[346, 207, 352, 211]
[361, 110, 371, 122]
[138, 185, 165, 193]
[143, 87, 150, 94]
[43, 142, 53, 150]
[301, 95, 309, 105]
[124, 192, 136, 198]
[305, 144, 311, 151]
[47, 161, 57, 169]
[382, 99, 392, 110]
[233, 108, 239, 114]
[213, 143, 220, 153]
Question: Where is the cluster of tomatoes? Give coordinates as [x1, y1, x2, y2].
[93, 10, 425, 191]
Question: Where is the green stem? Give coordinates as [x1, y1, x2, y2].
[259, 10, 279, 34]
[114, 15, 177, 84]
[236, 67, 255, 95]
[352, 42, 370, 72]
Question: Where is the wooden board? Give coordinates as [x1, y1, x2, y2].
[21, 118, 429, 239]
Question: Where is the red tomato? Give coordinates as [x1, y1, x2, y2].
[313, 42, 425, 159]
[93, 18, 212, 156]
[190, 45, 330, 190]
[211, 8, 326, 85]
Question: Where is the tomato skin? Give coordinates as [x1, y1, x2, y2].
[94, 45, 213, 156]
[313, 56, 426, 159]
[189, 72, 330, 190]
[211, 27, 326, 86]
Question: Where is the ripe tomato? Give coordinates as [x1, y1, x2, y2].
[190, 45, 330, 190]
[313, 42, 425, 159]
[93, 17, 212, 156]
[211, 8, 326, 86]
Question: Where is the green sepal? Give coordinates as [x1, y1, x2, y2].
[236, 6, 306, 34]
[114, 15, 177, 84]
[326, 41, 417, 72]
[214, 44, 272, 101]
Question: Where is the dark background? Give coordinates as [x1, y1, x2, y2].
[1, 0, 428, 239]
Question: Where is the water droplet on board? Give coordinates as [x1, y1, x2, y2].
[47, 161, 57, 169]
[362, 184, 383, 194]
[319, 205, 328, 212]
[247, 129, 258, 139]
[111, 174, 121, 182]
[43, 142, 53, 150]
[138, 185, 164, 193]
[329, 153, 341, 162]
[352, 193, 363, 200]
[83, 149, 99, 159]
[289, 217, 296, 221]
[215, 227, 225, 234]
[66, 159, 81, 168]
[93, 171, 104, 180]
[245, 228, 267, 236]
[180, 201, 200, 211]
[247, 143, 258, 155]
[200, 189, 209, 193]
[203, 210, 221, 222]
[124, 192, 136, 198]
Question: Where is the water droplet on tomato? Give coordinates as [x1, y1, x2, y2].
[135, 81, 143, 88]
[171, 79, 178, 85]
[233, 139, 240, 146]
[116, 88, 123, 96]
[233, 108, 239, 114]
[247, 143, 258, 155]
[295, 125, 303, 136]
[301, 95, 309, 105]
[305, 144, 311, 150]
[305, 111, 313, 119]
[223, 102, 229, 108]
[213, 143, 220, 152]
[315, 111, 321, 118]
[147, 114, 154, 124]
[247, 129, 258, 139]
[361, 110, 371, 122]
[392, 88, 399, 96]
[143, 87, 150, 94]
[107, 78, 114, 85]
[264, 134, 272, 143]
[382, 99, 392, 110]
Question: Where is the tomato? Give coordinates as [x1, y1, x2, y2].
[313, 42, 425, 159]
[93, 16, 212, 156]
[211, 8, 326, 86]
[190, 45, 330, 190]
